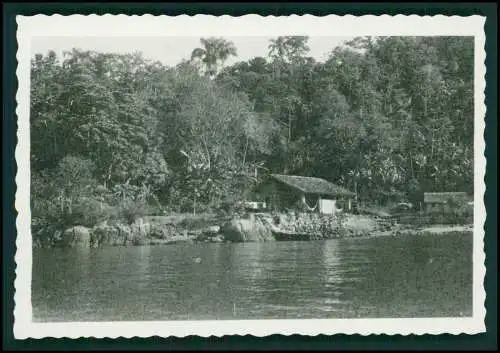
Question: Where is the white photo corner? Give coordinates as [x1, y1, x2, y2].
[15, 14, 486, 338]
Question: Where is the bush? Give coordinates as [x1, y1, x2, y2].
[148, 204, 166, 216]
[449, 203, 473, 224]
[427, 203, 473, 225]
[31, 156, 104, 245]
[176, 211, 219, 229]
[118, 198, 150, 224]
[70, 198, 118, 228]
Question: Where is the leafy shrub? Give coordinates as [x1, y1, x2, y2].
[119, 198, 150, 224]
[149, 224, 176, 239]
[70, 198, 118, 228]
[448, 202, 473, 224]
[148, 204, 167, 216]
[177, 213, 217, 230]
[426, 199, 473, 225]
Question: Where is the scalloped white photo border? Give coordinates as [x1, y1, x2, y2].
[14, 14, 487, 339]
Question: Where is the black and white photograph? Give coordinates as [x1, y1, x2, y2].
[13, 14, 486, 338]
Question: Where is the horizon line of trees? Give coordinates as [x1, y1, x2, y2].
[31, 35, 474, 233]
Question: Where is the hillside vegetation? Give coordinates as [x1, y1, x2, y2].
[31, 36, 474, 241]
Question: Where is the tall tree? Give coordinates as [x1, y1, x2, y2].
[30, 36, 475, 223]
[190, 37, 237, 77]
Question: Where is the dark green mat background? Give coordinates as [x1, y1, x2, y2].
[3, 2, 497, 350]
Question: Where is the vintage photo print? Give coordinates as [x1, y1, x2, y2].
[14, 14, 486, 338]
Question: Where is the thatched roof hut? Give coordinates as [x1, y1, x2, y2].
[423, 192, 468, 204]
[256, 174, 356, 213]
[269, 174, 356, 197]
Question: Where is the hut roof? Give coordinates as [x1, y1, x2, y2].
[423, 192, 468, 204]
[269, 174, 356, 197]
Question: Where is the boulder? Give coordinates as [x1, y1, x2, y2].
[116, 223, 133, 245]
[92, 222, 120, 246]
[210, 235, 224, 243]
[132, 236, 149, 246]
[61, 226, 92, 248]
[221, 217, 275, 242]
[165, 234, 193, 244]
[131, 218, 152, 237]
[204, 225, 221, 236]
[194, 225, 221, 242]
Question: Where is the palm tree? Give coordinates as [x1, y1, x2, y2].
[268, 37, 288, 61]
[268, 36, 309, 78]
[268, 37, 287, 79]
[190, 37, 237, 77]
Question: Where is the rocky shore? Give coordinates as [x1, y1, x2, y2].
[33, 211, 473, 248]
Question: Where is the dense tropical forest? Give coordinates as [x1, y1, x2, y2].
[31, 36, 474, 232]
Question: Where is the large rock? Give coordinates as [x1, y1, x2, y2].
[196, 225, 221, 241]
[92, 222, 118, 246]
[131, 218, 152, 237]
[61, 226, 92, 248]
[204, 225, 221, 236]
[342, 215, 379, 234]
[129, 218, 152, 245]
[221, 216, 275, 242]
[210, 235, 224, 243]
[116, 223, 133, 245]
[92, 222, 133, 246]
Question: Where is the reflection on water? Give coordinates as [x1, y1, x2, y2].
[32, 234, 472, 322]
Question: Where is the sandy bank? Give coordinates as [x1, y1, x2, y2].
[419, 225, 473, 234]
[372, 223, 474, 238]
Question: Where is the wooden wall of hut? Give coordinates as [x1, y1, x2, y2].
[258, 180, 301, 211]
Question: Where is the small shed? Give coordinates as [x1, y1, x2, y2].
[423, 192, 468, 213]
[256, 174, 356, 214]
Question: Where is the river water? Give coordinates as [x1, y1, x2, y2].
[32, 233, 472, 321]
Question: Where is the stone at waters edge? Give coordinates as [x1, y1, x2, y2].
[221, 217, 275, 242]
[66, 212, 400, 248]
[61, 226, 91, 248]
[204, 225, 221, 235]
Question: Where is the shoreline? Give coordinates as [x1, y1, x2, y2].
[33, 213, 474, 248]
[370, 224, 473, 237]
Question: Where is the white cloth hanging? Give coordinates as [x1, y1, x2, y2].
[319, 199, 336, 214]
[303, 197, 318, 211]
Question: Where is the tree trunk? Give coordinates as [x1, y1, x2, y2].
[410, 156, 415, 179]
[242, 135, 249, 169]
[60, 190, 64, 213]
